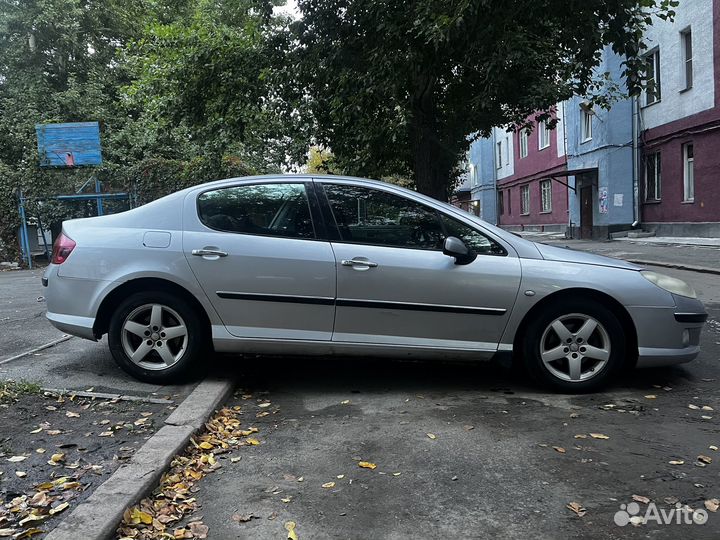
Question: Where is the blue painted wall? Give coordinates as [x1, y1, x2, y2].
[469, 134, 498, 224]
[36, 122, 102, 167]
[565, 48, 635, 230]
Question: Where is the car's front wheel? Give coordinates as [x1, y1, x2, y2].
[523, 299, 626, 392]
[108, 291, 206, 383]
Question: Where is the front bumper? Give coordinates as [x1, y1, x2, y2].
[630, 294, 707, 368]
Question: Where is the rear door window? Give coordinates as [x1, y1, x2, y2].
[197, 183, 315, 239]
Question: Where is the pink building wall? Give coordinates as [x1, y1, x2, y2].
[498, 112, 569, 229]
[641, 0, 720, 229]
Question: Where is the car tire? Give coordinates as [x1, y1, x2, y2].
[522, 299, 626, 393]
[108, 291, 207, 383]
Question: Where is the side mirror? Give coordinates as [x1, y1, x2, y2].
[443, 236, 477, 265]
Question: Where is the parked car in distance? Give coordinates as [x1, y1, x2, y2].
[43, 175, 707, 392]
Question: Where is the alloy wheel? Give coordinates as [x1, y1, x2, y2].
[120, 303, 189, 371]
[539, 313, 611, 382]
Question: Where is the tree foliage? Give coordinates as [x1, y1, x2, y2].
[287, 0, 677, 200]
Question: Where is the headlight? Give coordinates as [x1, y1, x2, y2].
[641, 271, 697, 299]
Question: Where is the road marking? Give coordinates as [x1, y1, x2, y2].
[0, 335, 73, 365]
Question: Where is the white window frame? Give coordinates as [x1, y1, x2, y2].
[519, 129, 529, 158]
[644, 49, 661, 106]
[505, 136, 510, 165]
[520, 185, 530, 215]
[681, 28, 693, 90]
[496, 141, 502, 169]
[645, 152, 661, 201]
[683, 143, 694, 202]
[538, 121, 550, 150]
[540, 180, 552, 213]
[581, 109, 593, 142]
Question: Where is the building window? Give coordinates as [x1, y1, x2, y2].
[540, 180, 552, 213]
[645, 49, 661, 105]
[683, 143, 694, 202]
[519, 129, 529, 158]
[681, 28, 693, 90]
[581, 108, 593, 142]
[505, 136, 510, 165]
[538, 121, 551, 149]
[507, 189, 511, 214]
[644, 153, 661, 201]
[469, 164, 479, 187]
[496, 141, 502, 169]
[520, 185, 530, 215]
[498, 190, 504, 216]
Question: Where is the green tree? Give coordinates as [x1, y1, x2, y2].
[287, 0, 677, 200]
[122, 0, 310, 173]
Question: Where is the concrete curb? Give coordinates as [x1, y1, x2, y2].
[44, 377, 235, 540]
[626, 259, 720, 276]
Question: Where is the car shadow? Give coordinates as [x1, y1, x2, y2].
[211, 353, 697, 397]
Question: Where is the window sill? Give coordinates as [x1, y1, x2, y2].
[680, 86, 693, 94]
[539, 210, 552, 214]
[580, 138, 592, 144]
[520, 212, 530, 216]
[681, 199, 695, 204]
[538, 145, 550, 151]
[641, 99, 661, 109]
[643, 199, 662, 205]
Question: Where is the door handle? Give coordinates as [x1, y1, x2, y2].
[192, 248, 228, 257]
[341, 259, 378, 268]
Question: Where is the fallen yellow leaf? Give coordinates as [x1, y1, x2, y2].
[669, 460, 685, 465]
[566, 502, 586, 517]
[321, 482, 335, 488]
[589, 433, 609, 440]
[358, 461, 377, 470]
[49, 502, 69, 515]
[553, 446, 566, 454]
[198, 441, 213, 450]
[427, 433, 437, 440]
[246, 438, 260, 446]
[285, 521, 298, 540]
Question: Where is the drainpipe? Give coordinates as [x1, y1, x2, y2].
[631, 96, 640, 228]
[491, 130, 498, 226]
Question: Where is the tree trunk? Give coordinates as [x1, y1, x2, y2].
[408, 73, 454, 202]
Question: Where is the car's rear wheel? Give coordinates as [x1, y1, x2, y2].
[523, 299, 626, 392]
[108, 291, 206, 383]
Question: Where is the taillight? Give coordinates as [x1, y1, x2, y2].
[51, 232, 76, 264]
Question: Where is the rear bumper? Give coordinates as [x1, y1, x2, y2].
[46, 312, 97, 341]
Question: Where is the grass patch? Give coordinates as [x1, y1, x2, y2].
[0, 380, 42, 403]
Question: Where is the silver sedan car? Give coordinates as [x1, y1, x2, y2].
[43, 175, 707, 392]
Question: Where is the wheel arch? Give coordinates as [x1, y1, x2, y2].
[512, 287, 638, 368]
[93, 277, 213, 341]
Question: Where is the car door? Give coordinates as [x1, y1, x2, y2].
[183, 180, 336, 341]
[318, 181, 521, 352]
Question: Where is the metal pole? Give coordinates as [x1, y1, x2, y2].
[36, 213, 51, 261]
[18, 191, 32, 269]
